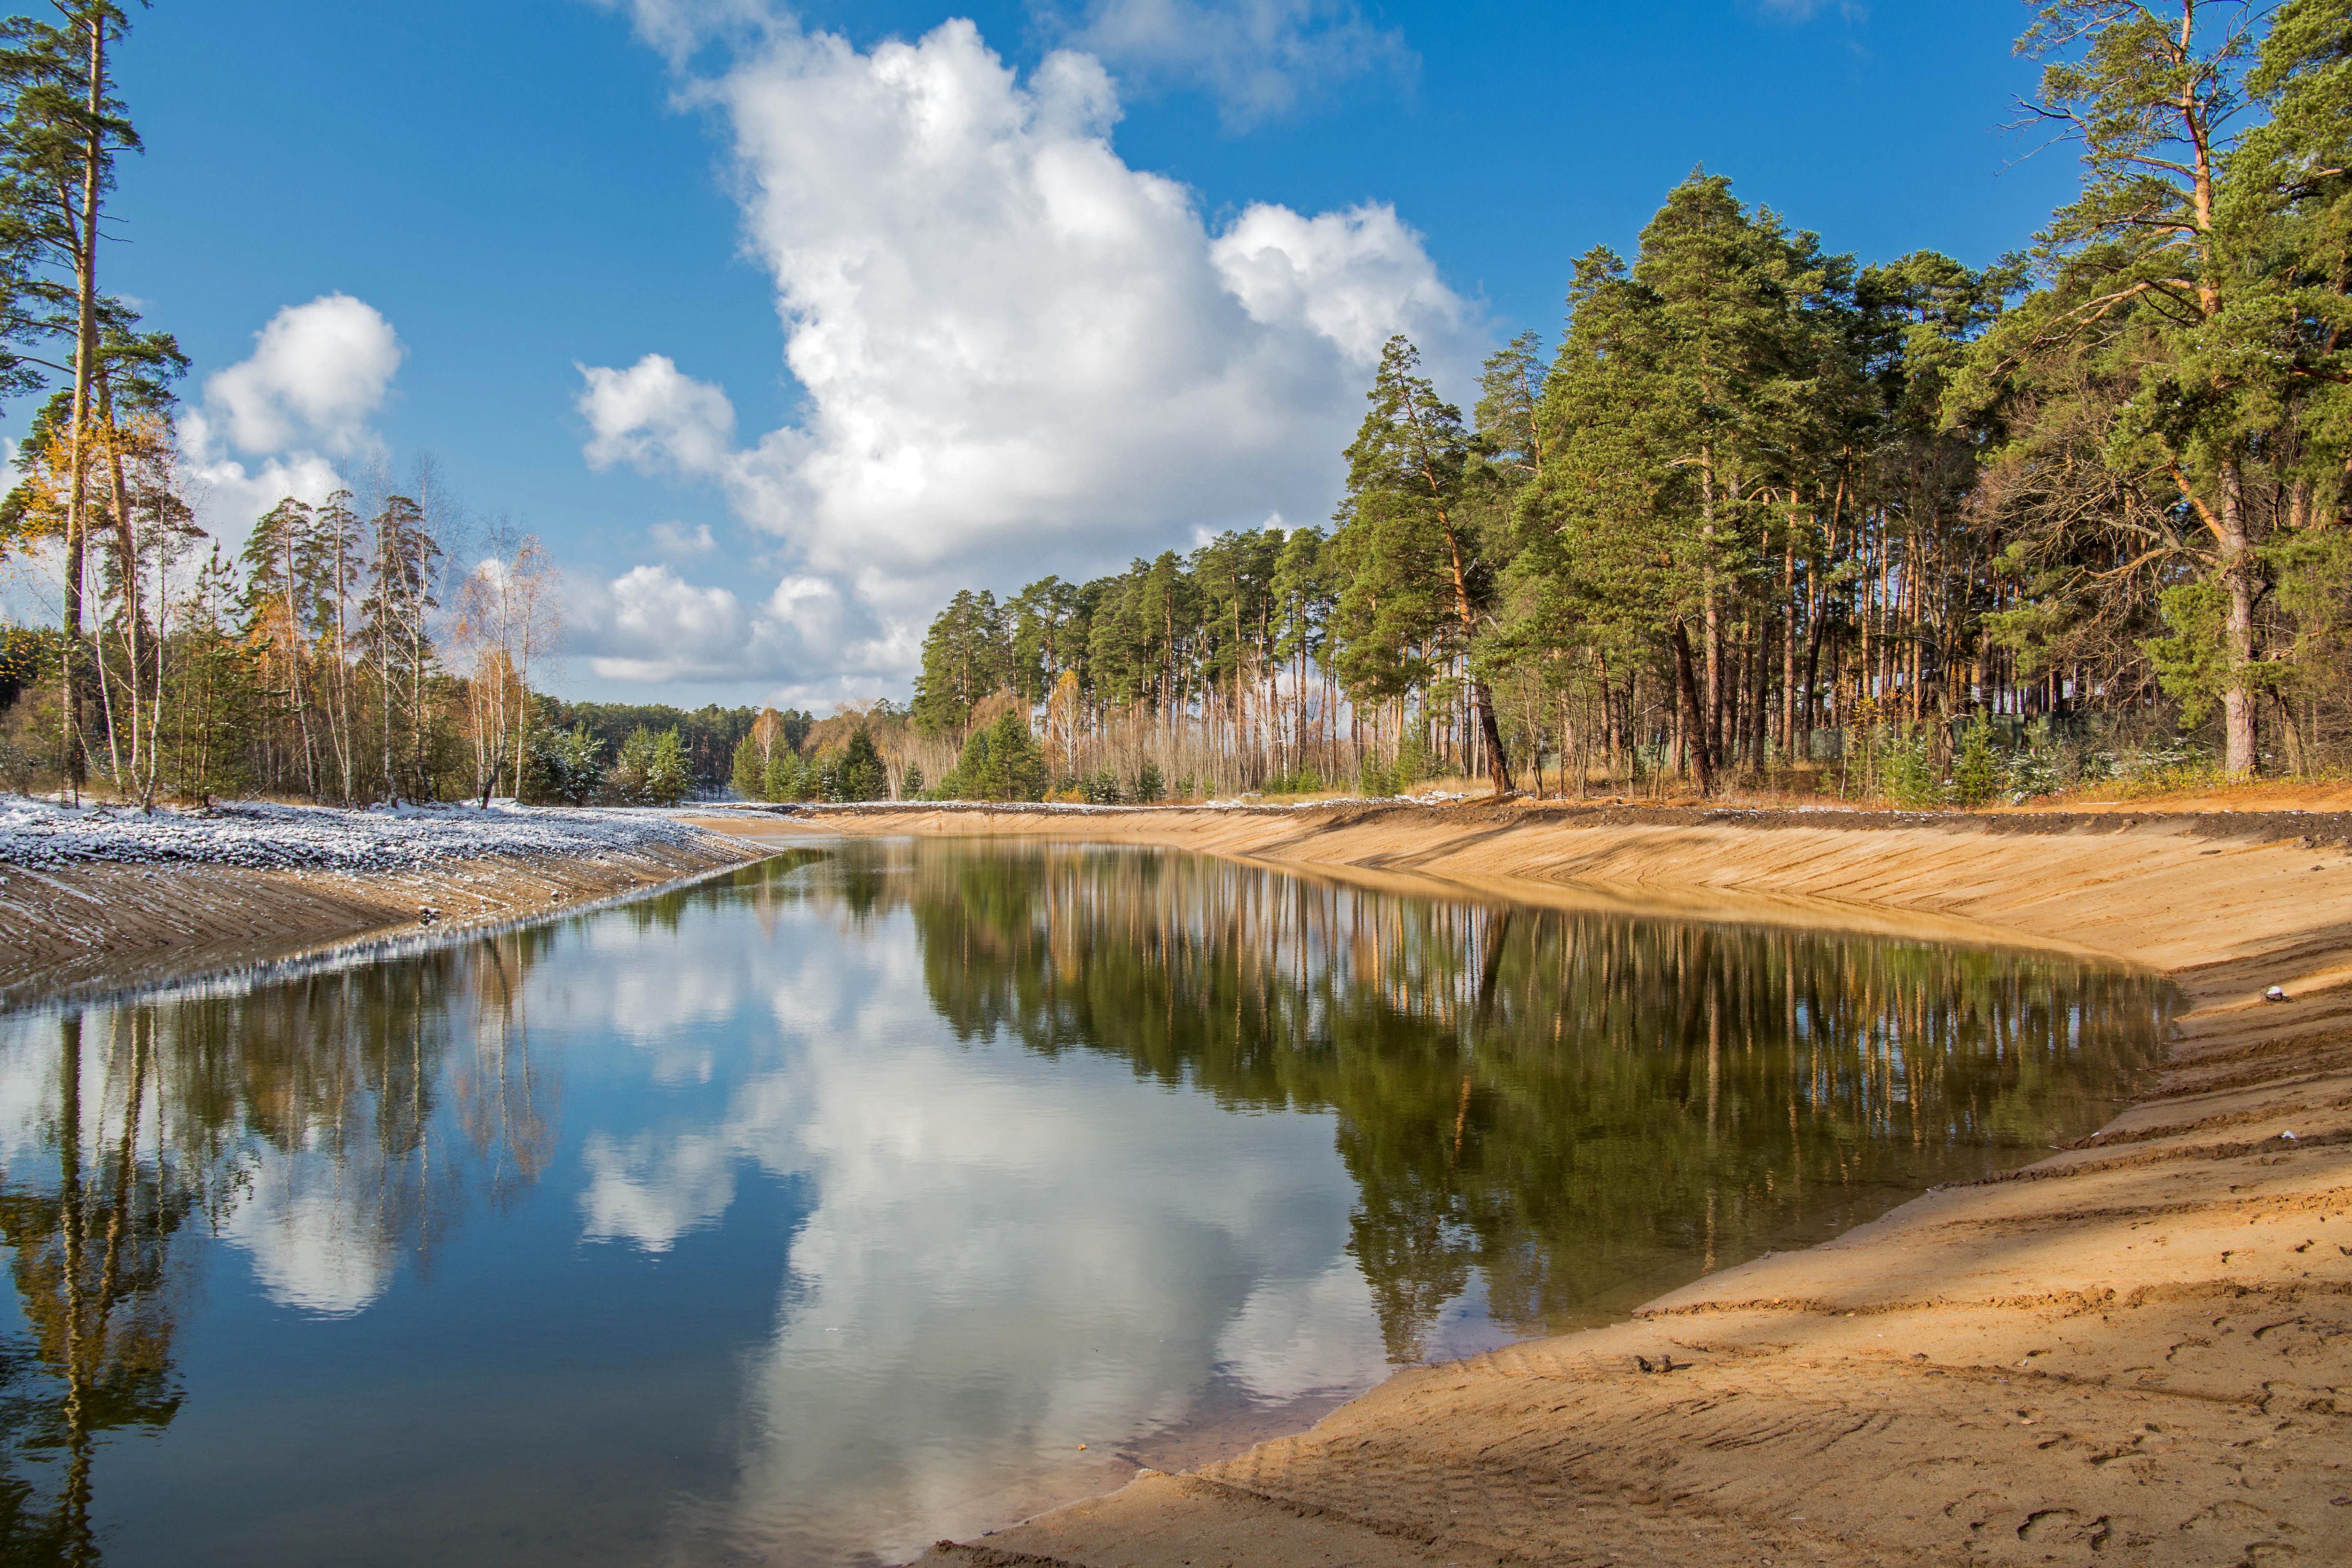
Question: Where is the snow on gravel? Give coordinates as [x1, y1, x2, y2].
[0, 796, 725, 873]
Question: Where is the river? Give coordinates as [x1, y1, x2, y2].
[0, 839, 2172, 1565]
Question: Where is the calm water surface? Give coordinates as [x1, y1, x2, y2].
[0, 840, 2173, 1565]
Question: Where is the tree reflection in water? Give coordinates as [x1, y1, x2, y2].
[0, 930, 559, 1564]
[0, 843, 2172, 1564]
[843, 841, 2172, 1360]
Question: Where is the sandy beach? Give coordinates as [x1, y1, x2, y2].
[688, 798, 2352, 1568]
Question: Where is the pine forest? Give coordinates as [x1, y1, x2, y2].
[888, 0, 2352, 807]
[0, 2, 2346, 812]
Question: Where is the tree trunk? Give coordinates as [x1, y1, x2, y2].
[59, 20, 107, 800]
[98, 377, 151, 797]
[1671, 621, 1717, 796]
[2218, 456, 2257, 776]
[1471, 678, 1513, 794]
[1780, 526, 1798, 762]
[1700, 457, 1721, 758]
[1801, 572, 1828, 766]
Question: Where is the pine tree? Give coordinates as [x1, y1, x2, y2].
[763, 744, 807, 802]
[0, 3, 143, 797]
[911, 589, 1009, 734]
[526, 723, 604, 806]
[837, 724, 887, 801]
[2001, 0, 2278, 774]
[363, 494, 441, 800]
[1332, 335, 1515, 792]
[731, 732, 765, 799]
[241, 496, 323, 795]
[162, 541, 257, 803]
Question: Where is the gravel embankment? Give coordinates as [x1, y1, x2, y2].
[0, 796, 730, 872]
[0, 796, 768, 1003]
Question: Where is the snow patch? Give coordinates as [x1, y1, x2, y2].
[0, 796, 728, 873]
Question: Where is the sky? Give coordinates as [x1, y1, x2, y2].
[56, 0, 2083, 708]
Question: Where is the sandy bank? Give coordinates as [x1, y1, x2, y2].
[708, 797, 2352, 969]
[1, 806, 768, 1005]
[704, 800, 2352, 1568]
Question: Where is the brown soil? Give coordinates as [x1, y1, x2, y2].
[698, 799, 2352, 1568]
[0, 831, 768, 1005]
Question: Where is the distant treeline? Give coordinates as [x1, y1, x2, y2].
[906, 3, 2352, 804]
[535, 700, 805, 790]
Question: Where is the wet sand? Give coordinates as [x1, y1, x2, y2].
[700, 800, 2352, 1568]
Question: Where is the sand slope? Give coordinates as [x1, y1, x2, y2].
[709, 801, 2352, 1568]
[0, 824, 767, 1004]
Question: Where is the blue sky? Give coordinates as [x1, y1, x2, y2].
[74, 0, 2078, 707]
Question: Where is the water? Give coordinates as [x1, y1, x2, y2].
[0, 839, 2172, 1566]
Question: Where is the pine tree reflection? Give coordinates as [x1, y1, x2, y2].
[859, 842, 2171, 1361]
[0, 1015, 188, 1565]
[0, 927, 563, 1562]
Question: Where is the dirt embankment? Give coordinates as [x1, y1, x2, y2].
[717, 799, 2352, 1568]
[0, 827, 767, 1005]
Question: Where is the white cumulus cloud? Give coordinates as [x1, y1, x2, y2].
[181, 294, 403, 548]
[573, 10, 1478, 691]
[204, 294, 403, 457]
[564, 561, 913, 696]
[591, 0, 778, 66]
[1043, 0, 1411, 127]
[648, 519, 718, 556]
[579, 353, 737, 476]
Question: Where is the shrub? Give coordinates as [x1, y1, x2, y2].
[524, 724, 605, 806]
[1262, 768, 1328, 796]
[2116, 734, 2221, 796]
[1395, 729, 1436, 786]
[0, 734, 40, 795]
[731, 734, 766, 800]
[1951, 722, 2008, 807]
[837, 725, 887, 801]
[762, 749, 808, 801]
[954, 710, 1046, 801]
[1133, 761, 1165, 803]
[1884, 728, 1945, 810]
[610, 726, 690, 806]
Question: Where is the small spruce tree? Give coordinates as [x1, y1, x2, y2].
[731, 734, 765, 800]
[1951, 722, 2008, 808]
[763, 747, 805, 802]
[953, 726, 992, 799]
[525, 724, 604, 805]
[837, 725, 887, 801]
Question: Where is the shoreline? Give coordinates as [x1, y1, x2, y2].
[711, 796, 2352, 969]
[0, 806, 771, 1007]
[6, 798, 2347, 1561]
[702, 800, 2352, 1568]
